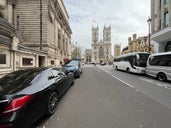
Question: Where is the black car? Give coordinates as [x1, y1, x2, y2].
[0, 67, 74, 128]
[63, 60, 82, 78]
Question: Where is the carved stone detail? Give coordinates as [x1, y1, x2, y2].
[7, 0, 16, 5]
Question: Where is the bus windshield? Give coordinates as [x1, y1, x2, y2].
[138, 53, 150, 60]
[137, 53, 150, 67]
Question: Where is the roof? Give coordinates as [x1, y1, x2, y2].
[150, 51, 171, 56]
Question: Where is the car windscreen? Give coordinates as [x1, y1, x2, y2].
[66, 60, 78, 66]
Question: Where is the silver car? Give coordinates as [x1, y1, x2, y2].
[146, 52, 171, 81]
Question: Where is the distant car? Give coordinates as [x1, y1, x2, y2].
[100, 62, 106, 66]
[63, 59, 82, 78]
[0, 67, 74, 128]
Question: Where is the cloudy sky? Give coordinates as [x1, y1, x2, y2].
[63, 0, 150, 53]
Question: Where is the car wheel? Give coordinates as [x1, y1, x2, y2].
[157, 72, 167, 82]
[71, 77, 75, 85]
[77, 73, 80, 78]
[126, 68, 130, 73]
[77, 71, 81, 78]
[45, 91, 59, 117]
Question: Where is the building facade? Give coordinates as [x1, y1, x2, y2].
[91, 25, 112, 64]
[122, 34, 154, 54]
[114, 43, 121, 58]
[0, 0, 72, 77]
[151, 0, 171, 52]
[84, 49, 92, 63]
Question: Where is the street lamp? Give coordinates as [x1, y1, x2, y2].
[147, 17, 152, 53]
[75, 42, 77, 59]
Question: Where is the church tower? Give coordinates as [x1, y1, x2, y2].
[103, 25, 111, 43]
[92, 26, 99, 44]
[92, 26, 99, 62]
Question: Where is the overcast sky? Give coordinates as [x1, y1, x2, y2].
[63, 0, 150, 53]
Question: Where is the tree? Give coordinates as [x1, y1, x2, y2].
[71, 46, 82, 59]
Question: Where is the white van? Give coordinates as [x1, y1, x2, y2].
[146, 52, 171, 81]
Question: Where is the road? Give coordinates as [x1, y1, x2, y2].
[32, 64, 171, 128]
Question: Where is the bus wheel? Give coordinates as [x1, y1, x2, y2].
[126, 68, 130, 73]
[157, 73, 167, 82]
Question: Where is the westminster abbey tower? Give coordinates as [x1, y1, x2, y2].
[91, 25, 112, 64]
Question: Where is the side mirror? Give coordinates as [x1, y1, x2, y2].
[65, 70, 70, 75]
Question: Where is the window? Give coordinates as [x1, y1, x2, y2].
[149, 55, 171, 66]
[165, 41, 171, 52]
[164, 0, 169, 5]
[0, 54, 6, 64]
[51, 69, 59, 77]
[164, 11, 169, 26]
[22, 58, 33, 66]
[99, 47, 104, 57]
[51, 60, 55, 65]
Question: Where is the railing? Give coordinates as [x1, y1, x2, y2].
[0, 17, 16, 38]
[0, 35, 12, 45]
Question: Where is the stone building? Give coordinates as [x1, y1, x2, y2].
[151, 0, 171, 52]
[0, 0, 72, 77]
[121, 34, 154, 54]
[114, 43, 121, 58]
[84, 49, 92, 63]
[91, 25, 112, 64]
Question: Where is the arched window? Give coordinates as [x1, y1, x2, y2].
[99, 47, 104, 57]
[165, 41, 171, 52]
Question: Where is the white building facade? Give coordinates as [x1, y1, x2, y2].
[151, 0, 171, 52]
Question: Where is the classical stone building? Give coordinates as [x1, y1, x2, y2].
[91, 25, 112, 63]
[121, 34, 154, 54]
[0, 0, 72, 76]
[84, 49, 92, 63]
[114, 43, 121, 58]
[151, 0, 171, 52]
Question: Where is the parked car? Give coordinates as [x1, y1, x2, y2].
[146, 52, 171, 81]
[63, 59, 82, 78]
[0, 67, 74, 128]
[100, 62, 106, 66]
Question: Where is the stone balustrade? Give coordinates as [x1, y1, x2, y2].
[0, 17, 16, 38]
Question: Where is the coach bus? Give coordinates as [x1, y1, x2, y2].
[146, 52, 171, 81]
[113, 52, 150, 74]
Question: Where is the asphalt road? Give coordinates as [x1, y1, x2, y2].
[33, 65, 171, 128]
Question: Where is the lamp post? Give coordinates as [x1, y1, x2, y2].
[147, 17, 152, 53]
[75, 42, 77, 59]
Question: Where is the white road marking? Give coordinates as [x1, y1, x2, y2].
[139, 78, 171, 89]
[94, 67, 102, 72]
[112, 75, 134, 88]
[97, 66, 134, 88]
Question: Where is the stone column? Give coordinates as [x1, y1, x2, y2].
[60, 29, 63, 51]
[169, 0, 171, 26]
[55, 21, 58, 48]
[161, 0, 164, 29]
[7, 0, 15, 24]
